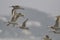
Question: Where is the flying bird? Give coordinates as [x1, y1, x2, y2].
[10, 5, 24, 22]
[10, 5, 24, 15]
[7, 5, 24, 26]
[11, 13, 24, 22]
[50, 16, 60, 31]
[19, 18, 29, 30]
[7, 13, 24, 26]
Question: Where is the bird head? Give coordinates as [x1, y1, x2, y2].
[10, 5, 20, 9]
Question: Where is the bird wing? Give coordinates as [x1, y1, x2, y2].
[11, 8, 18, 22]
[13, 13, 21, 22]
[10, 13, 17, 22]
[12, 8, 17, 15]
[14, 13, 24, 22]
[22, 18, 28, 27]
[12, 9, 14, 15]
[54, 18, 59, 27]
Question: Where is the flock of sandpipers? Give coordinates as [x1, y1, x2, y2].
[7, 5, 29, 30]
[4, 5, 60, 40]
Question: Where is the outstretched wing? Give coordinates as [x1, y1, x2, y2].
[12, 13, 24, 22]
[12, 8, 17, 15]
[10, 13, 17, 22]
[12, 9, 14, 15]
[22, 18, 28, 27]
[10, 8, 17, 22]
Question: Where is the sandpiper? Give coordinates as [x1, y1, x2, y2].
[11, 13, 24, 22]
[19, 18, 29, 30]
[7, 13, 24, 26]
[50, 15, 60, 30]
[7, 5, 24, 26]
[10, 5, 24, 15]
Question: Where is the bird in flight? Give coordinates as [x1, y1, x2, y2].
[7, 5, 24, 26]
[11, 13, 24, 22]
[50, 16, 60, 31]
[19, 18, 29, 30]
[7, 13, 24, 26]
[10, 5, 24, 15]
